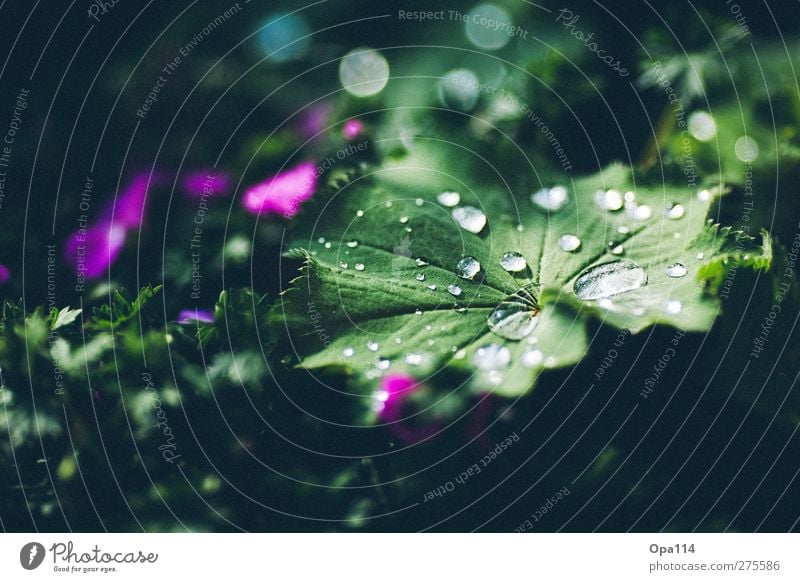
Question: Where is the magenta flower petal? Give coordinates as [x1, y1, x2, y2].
[0, 264, 9, 285]
[65, 221, 127, 279]
[342, 118, 364, 140]
[177, 309, 214, 324]
[375, 373, 439, 443]
[181, 170, 233, 199]
[298, 102, 332, 139]
[104, 172, 161, 229]
[242, 161, 317, 218]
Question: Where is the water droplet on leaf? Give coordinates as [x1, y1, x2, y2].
[456, 256, 481, 279]
[573, 260, 648, 300]
[437, 191, 461, 207]
[487, 285, 540, 340]
[558, 234, 581, 252]
[452, 206, 487, 234]
[472, 343, 511, 370]
[500, 251, 527, 272]
[666, 263, 687, 278]
[531, 186, 568, 212]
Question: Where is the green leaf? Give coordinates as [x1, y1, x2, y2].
[49, 306, 83, 330]
[90, 285, 162, 330]
[276, 142, 771, 397]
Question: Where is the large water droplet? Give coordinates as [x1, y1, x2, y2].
[339, 47, 390, 97]
[521, 348, 544, 368]
[487, 285, 540, 340]
[452, 206, 487, 234]
[456, 256, 481, 279]
[558, 234, 581, 252]
[665, 202, 686, 220]
[500, 251, 527, 272]
[437, 191, 461, 207]
[439, 69, 481, 112]
[573, 260, 648, 301]
[532, 186, 568, 212]
[595, 189, 624, 211]
[666, 263, 687, 278]
[472, 343, 511, 370]
[447, 284, 463, 297]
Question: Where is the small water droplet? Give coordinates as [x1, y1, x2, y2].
[487, 285, 539, 340]
[342, 347, 354, 358]
[697, 189, 712, 202]
[447, 284, 463, 297]
[627, 204, 652, 221]
[404, 226, 412, 233]
[437, 191, 461, 207]
[610, 244, 624, 255]
[473, 343, 511, 370]
[339, 261, 349, 269]
[456, 256, 481, 279]
[516, 224, 524, 232]
[427, 284, 437, 290]
[377, 359, 391, 370]
[415, 257, 429, 267]
[696, 252, 705, 260]
[367, 341, 380, 352]
[414, 309, 423, 316]
[416, 272, 426, 281]
[394, 337, 402, 344]
[665, 300, 682, 314]
[595, 189, 624, 211]
[346, 240, 359, 248]
[355, 263, 365, 271]
[399, 216, 409, 224]
[617, 225, 630, 234]
[521, 348, 544, 368]
[573, 260, 648, 300]
[318, 237, 326, 244]
[665, 203, 686, 219]
[500, 251, 527, 272]
[324, 242, 332, 249]
[452, 206, 487, 234]
[415, 198, 424, 206]
[558, 234, 581, 252]
[405, 353, 423, 366]
[666, 263, 687, 278]
[531, 185, 568, 212]
[384, 200, 393, 208]
[624, 191, 636, 203]
[356, 210, 364, 217]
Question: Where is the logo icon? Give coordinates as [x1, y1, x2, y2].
[20, 542, 45, 570]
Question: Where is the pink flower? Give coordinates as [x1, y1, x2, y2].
[342, 118, 364, 140]
[177, 309, 214, 324]
[242, 161, 318, 218]
[181, 170, 233, 199]
[64, 221, 127, 280]
[375, 373, 439, 443]
[103, 172, 161, 230]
